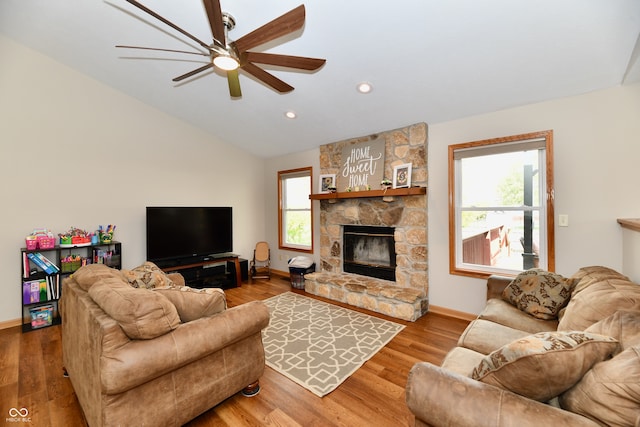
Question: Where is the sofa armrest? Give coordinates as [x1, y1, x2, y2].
[486, 275, 513, 300]
[101, 300, 269, 394]
[406, 362, 600, 427]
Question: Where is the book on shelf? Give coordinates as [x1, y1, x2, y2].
[45, 275, 60, 299]
[26, 253, 59, 274]
[22, 253, 29, 278]
[39, 280, 47, 302]
[35, 252, 60, 273]
[23, 280, 43, 303]
[23, 281, 33, 304]
[22, 277, 58, 303]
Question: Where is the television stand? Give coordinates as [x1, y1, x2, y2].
[160, 254, 242, 288]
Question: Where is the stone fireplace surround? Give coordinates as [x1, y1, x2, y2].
[304, 122, 429, 321]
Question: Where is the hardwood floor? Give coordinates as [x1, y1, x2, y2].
[0, 275, 470, 427]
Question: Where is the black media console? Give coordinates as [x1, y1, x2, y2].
[159, 254, 248, 289]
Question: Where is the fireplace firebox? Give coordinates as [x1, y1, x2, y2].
[343, 225, 396, 281]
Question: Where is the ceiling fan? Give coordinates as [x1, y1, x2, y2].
[117, 0, 326, 97]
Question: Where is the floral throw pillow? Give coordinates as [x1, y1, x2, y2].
[471, 331, 617, 402]
[121, 261, 176, 289]
[502, 269, 577, 320]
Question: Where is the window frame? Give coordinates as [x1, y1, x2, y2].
[278, 167, 314, 253]
[448, 130, 555, 278]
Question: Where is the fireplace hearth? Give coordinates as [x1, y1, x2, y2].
[343, 225, 396, 281]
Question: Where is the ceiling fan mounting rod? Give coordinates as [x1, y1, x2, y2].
[222, 12, 236, 32]
[211, 11, 235, 51]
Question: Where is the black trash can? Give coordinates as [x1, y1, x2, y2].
[288, 262, 315, 289]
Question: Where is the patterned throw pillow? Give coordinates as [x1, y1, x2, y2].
[502, 269, 577, 320]
[121, 261, 176, 289]
[471, 331, 617, 402]
[153, 286, 227, 323]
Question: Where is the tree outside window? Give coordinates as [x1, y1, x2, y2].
[449, 131, 555, 278]
[278, 167, 313, 252]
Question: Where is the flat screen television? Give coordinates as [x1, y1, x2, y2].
[146, 206, 233, 266]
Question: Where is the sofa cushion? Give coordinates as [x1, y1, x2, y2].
[479, 299, 558, 334]
[440, 346, 486, 377]
[558, 278, 640, 331]
[560, 346, 640, 427]
[502, 269, 576, 320]
[153, 286, 226, 323]
[471, 331, 618, 402]
[73, 264, 122, 291]
[121, 261, 177, 289]
[585, 310, 640, 354]
[458, 319, 531, 355]
[569, 265, 629, 296]
[89, 277, 180, 339]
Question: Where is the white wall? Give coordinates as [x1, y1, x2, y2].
[621, 226, 640, 283]
[3, 35, 639, 325]
[0, 36, 266, 325]
[428, 83, 640, 315]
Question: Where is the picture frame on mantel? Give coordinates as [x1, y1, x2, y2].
[319, 174, 336, 193]
[393, 163, 412, 188]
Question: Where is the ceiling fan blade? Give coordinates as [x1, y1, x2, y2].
[125, 0, 211, 51]
[233, 5, 305, 53]
[203, 0, 226, 47]
[244, 52, 325, 70]
[116, 45, 209, 56]
[242, 62, 294, 93]
[172, 63, 213, 82]
[227, 70, 242, 97]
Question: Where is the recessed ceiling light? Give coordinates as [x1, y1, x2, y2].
[285, 111, 297, 119]
[357, 82, 373, 94]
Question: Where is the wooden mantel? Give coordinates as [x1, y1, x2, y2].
[617, 218, 640, 232]
[309, 186, 426, 200]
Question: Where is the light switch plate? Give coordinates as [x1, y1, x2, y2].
[558, 214, 569, 227]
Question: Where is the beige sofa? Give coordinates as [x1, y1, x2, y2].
[406, 266, 640, 426]
[60, 263, 270, 427]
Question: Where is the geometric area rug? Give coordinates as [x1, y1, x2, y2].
[261, 292, 405, 397]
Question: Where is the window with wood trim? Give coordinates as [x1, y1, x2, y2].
[449, 130, 555, 278]
[278, 167, 313, 252]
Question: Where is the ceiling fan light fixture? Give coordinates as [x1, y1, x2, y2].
[213, 54, 239, 71]
[357, 82, 373, 94]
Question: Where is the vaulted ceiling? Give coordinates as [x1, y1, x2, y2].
[1, 0, 639, 158]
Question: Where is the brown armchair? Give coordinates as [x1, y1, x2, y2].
[60, 264, 270, 427]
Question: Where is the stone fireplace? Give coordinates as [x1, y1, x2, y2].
[304, 122, 429, 320]
[318, 123, 428, 292]
[343, 225, 396, 281]
[305, 123, 429, 321]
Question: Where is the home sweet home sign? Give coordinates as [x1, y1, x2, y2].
[336, 138, 385, 191]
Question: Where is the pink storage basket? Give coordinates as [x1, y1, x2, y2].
[25, 239, 38, 250]
[37, 236, 56, 249]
